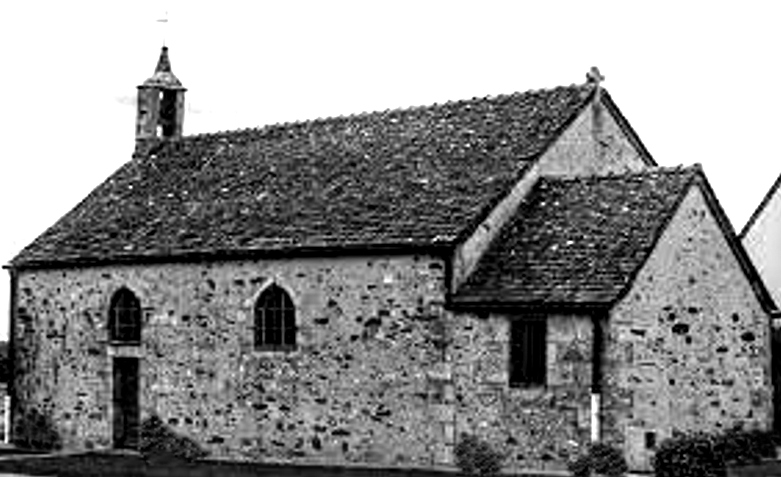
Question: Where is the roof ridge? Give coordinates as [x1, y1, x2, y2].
[12, 79, 597, 268]
[167, 83, 593, 146]
[538, 164, 698, 186]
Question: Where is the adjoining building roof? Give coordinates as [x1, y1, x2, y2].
[12, 83, 598, 268]
[739, 171, 781, 239]
[451, 165, 758, 309]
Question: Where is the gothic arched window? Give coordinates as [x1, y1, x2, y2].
[254, 285, 296, 351]
[109, 288, 142, 344]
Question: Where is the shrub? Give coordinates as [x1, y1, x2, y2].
[139, 414, 208, 463]
[454, 433, 505, 476]
[653, 427, 778, 477]
[715, 427, 755, 466]
[653, 431, 725, 477]
[743, 429, 777, 461]
[713, 427, 777, 466]
[568, 452, 591, 477]
[12, 407, 61, 451]
[568, 442, 628, 477]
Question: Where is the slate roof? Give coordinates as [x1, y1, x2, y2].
[452, 166, 702, 307]
[12, 83, 598, 267]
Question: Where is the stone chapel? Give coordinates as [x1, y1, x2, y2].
[5, 47, 776, 472]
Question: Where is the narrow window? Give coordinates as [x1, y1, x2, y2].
[645, 431, 656, 449]
[109, 288, 142, 344]
[254, 285, 296, 351]
[509, 318, 546, 387]
[159, 90, 178, 136]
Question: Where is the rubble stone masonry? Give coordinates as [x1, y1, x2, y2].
[449, 312, 595, 472]
[13, 254, 451, 466]
[605, 185, 772, 470]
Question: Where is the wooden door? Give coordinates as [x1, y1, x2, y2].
[112, 357, 139, 449]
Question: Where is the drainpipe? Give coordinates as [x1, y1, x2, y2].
[590, 393, 601, 443]
[591, 314, 605, 443]
[771, 311, 781, 434]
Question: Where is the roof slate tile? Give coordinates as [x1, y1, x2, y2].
[452, 166, 699, 307]
[13, 84, 594, 267]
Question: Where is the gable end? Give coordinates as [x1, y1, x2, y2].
[612, 169, 776, 313]
[695, 171, 778, 313]
[600, 91, 657, 168]
[452, 167, 698, 309]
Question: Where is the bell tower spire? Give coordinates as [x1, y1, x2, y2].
[135, 46, 186, 151]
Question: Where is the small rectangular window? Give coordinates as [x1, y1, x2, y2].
[509, 318, 546, 387]
[645, 431, 656, 449]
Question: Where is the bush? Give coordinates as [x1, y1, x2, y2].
[568, 442, 628, 477]
[653, 427, 777, 477]
[454, 433, 505, 476]
[591, 442, 629, 476]
[568, 452, 591, 477]
[12, 407, 61, 451]
[742, 429, 777, 461]
[139, 414, 208, 463]
[713, 427, 777, 466]
[715, 427, 754, 466]
[653, 432, 724, 477]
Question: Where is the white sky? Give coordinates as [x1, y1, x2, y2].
[1, 1, 780, 341]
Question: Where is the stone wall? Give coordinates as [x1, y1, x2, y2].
[449, 313, 595, 472]
[11, 177, 770, 473]
[536, 100, 649, 178]
[13, 254, 449, 465]
[605, 185, 773, 470]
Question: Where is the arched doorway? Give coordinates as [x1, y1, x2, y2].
[108, 287, 142, 449]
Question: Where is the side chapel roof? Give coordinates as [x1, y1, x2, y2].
[13, 82, 614, 268]
[452, 165, 776, 312]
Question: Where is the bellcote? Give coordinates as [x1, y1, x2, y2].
[135, 46, 186, 148]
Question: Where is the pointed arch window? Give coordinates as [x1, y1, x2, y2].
[109, 288, 142, 344]
[254, 285, 296, 351]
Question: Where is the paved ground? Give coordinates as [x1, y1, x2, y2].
[0, 474, 51, 476]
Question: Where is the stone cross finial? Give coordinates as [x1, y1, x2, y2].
[586, 66, 605, 85]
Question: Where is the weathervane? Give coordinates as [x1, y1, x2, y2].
[157, 10, 169, 46]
